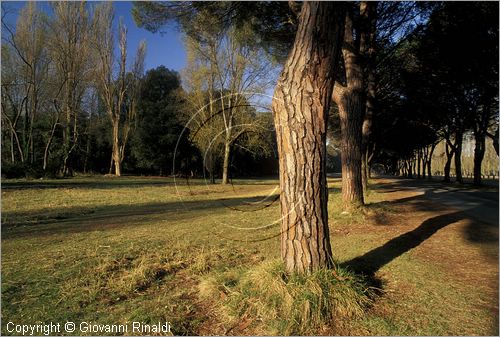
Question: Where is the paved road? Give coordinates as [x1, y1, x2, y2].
[376, 177, 499, 226]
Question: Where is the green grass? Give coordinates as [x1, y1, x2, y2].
[1, 176, 498, 335]
[198, 259, 376, 335]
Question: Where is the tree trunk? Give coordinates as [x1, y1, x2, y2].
[444, 141, 454, 182]
[112, 120, 121, 176]
[83, 131, 91, 174]
[222, 133, 231, 184]
[109, 153, 114, 174]
[43, 115, 59, 171]
[272, 1, 345, 274]
[62, 72, 73, 176]
[10, 130, 15, 163]
[421, 148, 427, 179]
[362, 150, 369, 191]
[427, 144, 435, 180]
[454, 130, 463, 184]
[473, 131, 486, 186]
[338, 95, 364, 207]
[417, 150, 421, 179]
[334, 6, 369, 209]
[204, 150, 216, 184]
[493, 127, 499, 156]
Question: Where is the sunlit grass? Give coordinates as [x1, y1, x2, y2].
[198, 259, 376, 335]
[1, 176, 497, 335]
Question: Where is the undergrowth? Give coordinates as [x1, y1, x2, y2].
[198, 259, 376, 335]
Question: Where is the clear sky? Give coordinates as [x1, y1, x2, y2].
[114, 1, 186, 72]
[1, 1, 187, 73]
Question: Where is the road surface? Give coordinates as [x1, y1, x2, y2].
[375, 178, 499, 226]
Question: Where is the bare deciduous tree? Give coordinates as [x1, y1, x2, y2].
[92, 3, 146, 176]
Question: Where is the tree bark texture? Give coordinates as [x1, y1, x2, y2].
[333, 5, 371, 208]
[333, 1, 376, 210]
[272, 1, 345, 274]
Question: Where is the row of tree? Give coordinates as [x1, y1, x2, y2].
[1, 2, 147, 177]
[1, 2, 276, 179]
[133, 1, 498, 273]
[375, 2, 499, 186]
[2, 1, 498, 274]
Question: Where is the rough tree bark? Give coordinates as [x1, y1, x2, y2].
[272, 1, 345, 274]
[333, 3, 374, 209]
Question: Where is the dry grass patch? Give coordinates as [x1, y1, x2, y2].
[198, 259, 376, 335]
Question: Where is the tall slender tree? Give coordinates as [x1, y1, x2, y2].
[47, 2, 93, 175]
[92, 3, 146, 176]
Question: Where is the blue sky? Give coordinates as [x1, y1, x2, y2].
[1, 1, 275, 106]
[1, 1, 187, 73]
[114, 1, 186, 72]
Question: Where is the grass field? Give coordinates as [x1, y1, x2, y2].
[1, 176, 498, 335]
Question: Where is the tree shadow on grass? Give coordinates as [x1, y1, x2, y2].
[341, 211, 467, 275]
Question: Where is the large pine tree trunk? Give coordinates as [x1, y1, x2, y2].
[338, 96, 364, 206]
[334, 7, 366, 209]
[272, 2, 345, 274]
